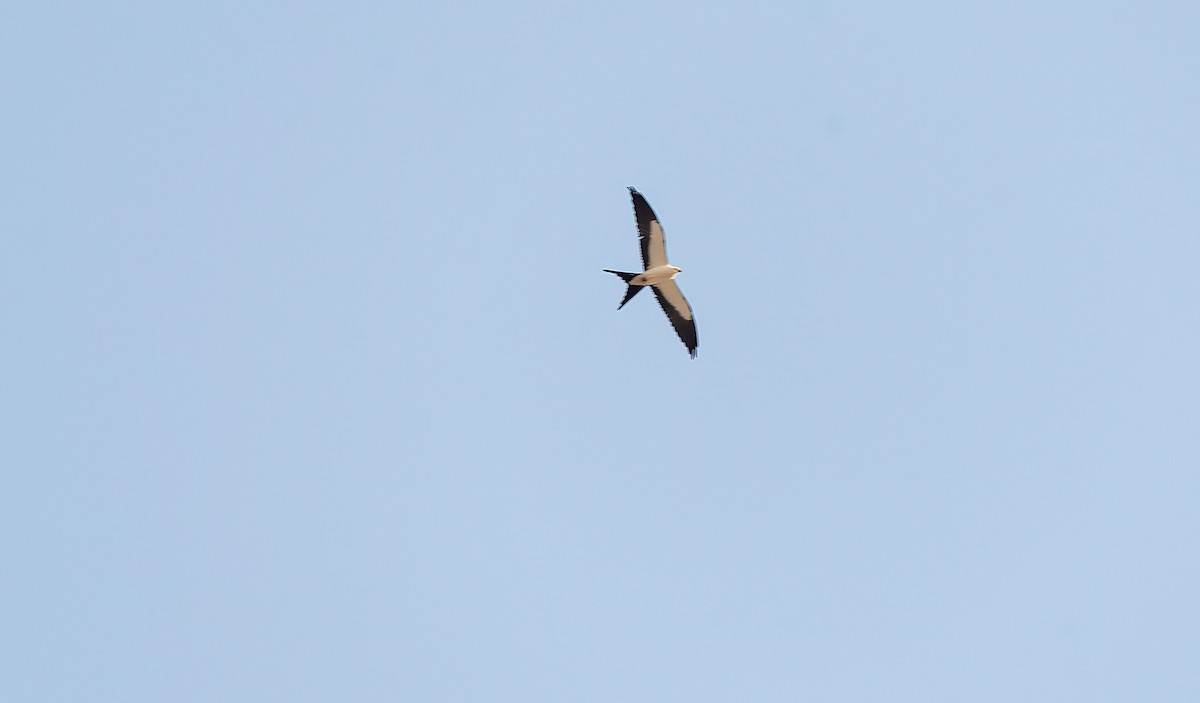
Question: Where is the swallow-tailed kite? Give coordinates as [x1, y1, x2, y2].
[604, 187, 699, 358]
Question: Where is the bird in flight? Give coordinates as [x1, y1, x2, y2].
[605, 187, 699, 358]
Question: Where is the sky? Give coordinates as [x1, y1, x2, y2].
[3, 1, 1199, 701]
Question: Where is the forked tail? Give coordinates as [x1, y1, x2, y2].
[603, 269, 645, 309]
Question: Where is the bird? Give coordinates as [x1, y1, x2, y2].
[604, 187, 699, 358]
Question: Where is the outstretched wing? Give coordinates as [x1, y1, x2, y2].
[630, 187, 668, 270]
[652, 280, 698, 358]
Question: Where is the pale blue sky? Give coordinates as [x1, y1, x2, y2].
[3, 2, 1199, 701]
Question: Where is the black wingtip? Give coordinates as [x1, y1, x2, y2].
[628, 186, 638, 194]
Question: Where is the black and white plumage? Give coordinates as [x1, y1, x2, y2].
[604, 187, 699, 358]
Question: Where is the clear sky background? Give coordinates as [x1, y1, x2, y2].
[4, 2, 1199, 701]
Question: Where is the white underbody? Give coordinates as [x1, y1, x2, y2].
[630, 265, 680, 287]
